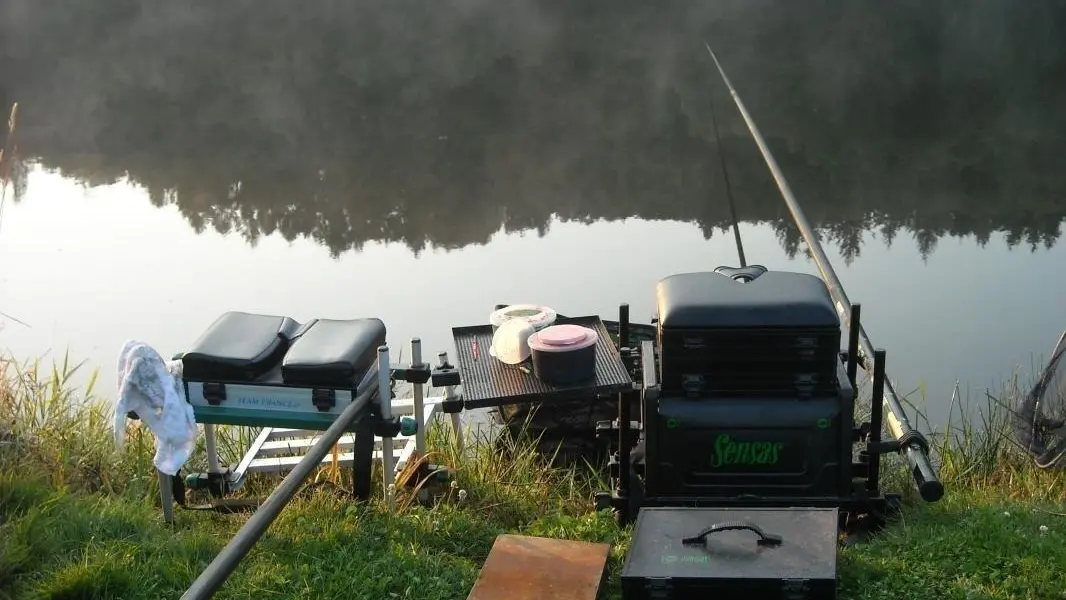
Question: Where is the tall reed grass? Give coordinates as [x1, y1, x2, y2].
[2, 351, 1064, 600]
[0, 352, 603, 521]
[2, 349, 1061, 514]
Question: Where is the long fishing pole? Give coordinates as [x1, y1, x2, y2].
[707, 76, 747, 267]
[703, 43, 943, 503]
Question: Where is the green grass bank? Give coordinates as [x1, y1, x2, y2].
[1, 354, 1063, 600]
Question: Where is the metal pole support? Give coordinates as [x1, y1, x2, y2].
[410, 338, 426, 457]
[867, 349, 887, 495]
[438, 351, 464, 451]
[377, 346, 395, 512]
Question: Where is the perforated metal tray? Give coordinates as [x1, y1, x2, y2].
[451, 316, 634, 409]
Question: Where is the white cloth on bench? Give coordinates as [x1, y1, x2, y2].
[114, 340, 198, 476]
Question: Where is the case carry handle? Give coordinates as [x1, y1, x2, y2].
[682, 521, 783, 548]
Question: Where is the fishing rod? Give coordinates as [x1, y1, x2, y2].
[706, 75, 747, 267]
[703, 43, 944, 503]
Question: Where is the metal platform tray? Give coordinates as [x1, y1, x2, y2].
[452, 316, 634, 409]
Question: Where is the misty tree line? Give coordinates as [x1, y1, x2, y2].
[2, 0, 1064, 260]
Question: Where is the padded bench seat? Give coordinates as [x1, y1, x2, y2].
[182, 312, 301, 382]
[283, 318, 386, 387]
[181, 311, 386, 387]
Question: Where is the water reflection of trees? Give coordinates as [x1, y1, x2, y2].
[3, 0, 1065, 261]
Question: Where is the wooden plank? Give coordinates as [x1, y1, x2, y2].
[467, 534, 610, 600]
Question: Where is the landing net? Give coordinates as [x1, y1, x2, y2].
[1014, 331, 1066, 469]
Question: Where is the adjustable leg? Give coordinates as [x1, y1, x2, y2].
[615, 389, 632, 528]
[410, 338, 427, 457]
[409, 338, 430, 504]
[202, 423, 231, 498]
[377, 346, 396, 512]
[158, 469, 175, 524]
[867, 349, 887, 496]
[204, 423, 220, 473]
[435, 351, 465, 452]
[352, 413, 374, 501]
[448, 409, 464, 452]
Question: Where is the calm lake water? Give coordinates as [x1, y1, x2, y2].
[2, 1, 1065, 430]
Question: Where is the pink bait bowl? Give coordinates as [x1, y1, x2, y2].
[527, 324, 598, 384]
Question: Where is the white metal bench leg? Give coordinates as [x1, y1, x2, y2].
[204, 423, 220, 473]
[449, 410, 464, 451]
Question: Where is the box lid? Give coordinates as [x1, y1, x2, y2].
[622, 507, 838, 581]
[656, 271, 839, 329]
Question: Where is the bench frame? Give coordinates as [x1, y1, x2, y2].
[157, 338, 465, 523]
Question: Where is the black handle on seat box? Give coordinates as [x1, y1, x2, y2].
[682, 521, 783, 548]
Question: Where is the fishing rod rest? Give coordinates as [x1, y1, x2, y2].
[842, 306, 937, 501]
[431, 351, 463, 414]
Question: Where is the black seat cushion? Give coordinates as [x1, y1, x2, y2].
[182, 312, 301, 382]
[281, 318, 387, 387]
[656, 271, 839, 329]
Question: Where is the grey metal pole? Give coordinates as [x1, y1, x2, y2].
[377, 346, 395, 511]
[704, 43, 943, 503]
[437, 351, 464, 450]
[410, 338, 426, 457]
[180, 379, 378, 600]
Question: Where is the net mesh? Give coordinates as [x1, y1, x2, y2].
[1014, 331, 1066, 469]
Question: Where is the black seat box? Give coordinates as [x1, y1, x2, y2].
[643, 388, 854, 501]
[658, 366, 837, 397]
[655, 271, 842, 396]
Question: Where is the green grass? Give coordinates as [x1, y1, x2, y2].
[1, 354, 1064, 600]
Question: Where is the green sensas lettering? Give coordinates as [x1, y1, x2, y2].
[709, 434, 784, 468]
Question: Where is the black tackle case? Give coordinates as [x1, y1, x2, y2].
[655, 271, 842, 397]
[621, 507, 839, 599]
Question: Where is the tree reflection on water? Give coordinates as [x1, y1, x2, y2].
[3, 0, 1064, 262]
